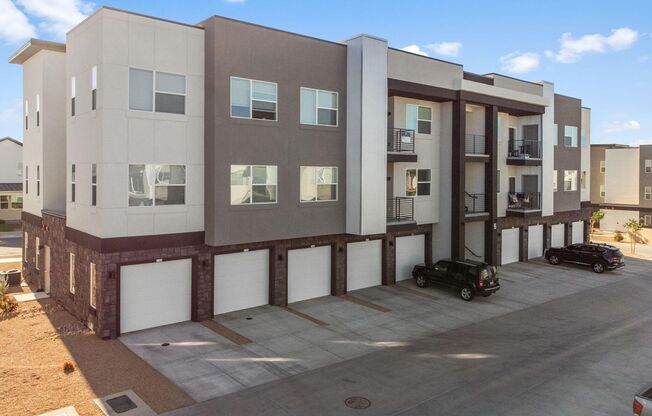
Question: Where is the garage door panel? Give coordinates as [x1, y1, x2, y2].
[395, 235, 425, 281]
[347, 240, 382, 291]
[214, 250, 269, 315]
[288, 246, 331, 303]
[501, 228, 520, 265]
[528, 225, 544, 259]
[571, 221, 584, 244]
[551, 224, 565, 247]
[120, 259, 192, 334]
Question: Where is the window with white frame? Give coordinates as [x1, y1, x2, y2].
[645, 186, 652, 200]
[36, 94, 40, 126]
[600, 184, 605, 198]
[0, 196, 8, 209]
[35, 237, 40, 270]
[564, 125, 577, 147]
[25, 165, 28, 195]
[69, 252, 75, 294]
[645, 160, 652, 173]
[71, 164, 76, 202]
[300, 88, 338, 126]
[128, 164, 186, 206]
[36, 165, 40, 197]
[600, 160, 605, 173]
[90, 262, 96, 309]
[91, 164, 97, 206]
[406, 169, 431, 196]
[497, 170, 501, 193]
[91, 65, 97, 111]
[129, 68, 186, 114]
[231, 165, 277, 204]
[300, 166, 338, 202]
[11, 195, 22, 209]
[645, 215, 651, 226]
[231, 77, 277, 120]
[406, 104, 432, 134]
[553, 170, 558, 192]
[71, 76, 76, 116]
[564, 170, 577, 191]
[24, 99, 28, 130]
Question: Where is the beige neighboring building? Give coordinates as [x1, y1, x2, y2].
[0, 137, 23, 222]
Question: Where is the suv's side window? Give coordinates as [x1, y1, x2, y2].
[436, 261, 449, 272]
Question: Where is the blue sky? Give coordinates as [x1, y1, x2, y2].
[0, 0, 650, 145]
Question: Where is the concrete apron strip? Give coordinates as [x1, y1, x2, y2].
[282, 306, 329, 326]
[338, 294, 391, 313]
[391, 284, 441, 300]
[201, 320, 252, 345]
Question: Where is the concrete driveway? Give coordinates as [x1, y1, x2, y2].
[121, 257, 636, 403]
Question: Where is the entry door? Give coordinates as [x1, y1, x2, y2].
[508, 177, 516, 194]
[43, 246, 50, 294]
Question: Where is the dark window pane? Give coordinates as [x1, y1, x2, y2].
[418, 120, 431, 134]
[92, 186, 97, 206]
[71, 98, 75, 116]
[0, 196, 8, 209]
[252, 185, 276, 203]
[92, 89, 96, 110]
[72, 184, 75, 202]
[317, 108, 337, 126]
[155, 186, 185, 205]
[155, 93, 185, 114]
[252, 100, 276, 120]
[317, 184, 337, 201]
[417, 169, 431, 182]
[417, 183, 431, 196]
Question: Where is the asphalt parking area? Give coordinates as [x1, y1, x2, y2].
[121, 257, 640, 403]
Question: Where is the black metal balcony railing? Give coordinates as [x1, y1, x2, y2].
[465, 192, 486, 214]
[508, 139, 542, 159]
[465, 134, 486, 155]
[507, 192, 541, 210]
[387, 197, 414, 223]
[387, 128, 415, 153]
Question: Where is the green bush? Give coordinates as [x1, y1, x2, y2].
[0, 276, 8, 297]
[614, 232, 624, 242]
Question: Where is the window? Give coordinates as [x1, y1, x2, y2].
[91, 66, 97, 111]
[564, 170, 577, 191]
[0, 196, 8, 209]
[24, 232, 28, 254]
[36, 165, 40, 197]
[91, 164, 97, 206]
[497, 170, 500, 193]
[11, 195, 22, 209]
[645, 186, 651, 200]
[300, 88, 338, 126]
[300, 166, 338, 202]
[552, 170, 558, 192]
[553, 123, 558, 146]
[581, 171, 586, 189]
[406, 104, 432, 134]
[406, 169, 431, 196]
[69, 253, 75, 294]
[645, 160, 652, 173]
[90, 262, 96, 309]
[129, 68, 186, 114]
[71, 76, 76, 116]
[71, 164, 76, 202]
[25, 166, 28, 195]
[563, 125, 578, 147]
[230, 165, 277, 204]
[24, 99, 28, 130]
[645, 215, 652, 226]
[600, 160, 605, 173]
[600, 185, 605, 198]
[129, 164, 186, 206]
[230, 77, 277, 120]
[35, 237, 40, 270]
[581, 128, 586, 147]
[36, 94, 40, 126]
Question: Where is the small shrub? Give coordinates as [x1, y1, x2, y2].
[614, 232, 624, 242]
[63, 360, 75, 374]
[0, 276, 8, 297]
[0, 295, 17, 314]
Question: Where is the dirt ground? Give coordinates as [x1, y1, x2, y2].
[0, 296, 194, 415]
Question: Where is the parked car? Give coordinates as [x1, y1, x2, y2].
[634, 382, 652, 415]
[544, 243, 624, 273]
[412, 259, 500, 301]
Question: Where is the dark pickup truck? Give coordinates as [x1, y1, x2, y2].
[412, 259, 500, 301]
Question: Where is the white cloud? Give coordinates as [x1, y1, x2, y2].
[0, 0, 35, 44]
[401, 44, 429, 57]
[425, 41, 462, 57]
[545, 28, 638, 64]
[605, 120, 641, 133]
[499, 51, 540, 74]
[16, 0, 94, 39]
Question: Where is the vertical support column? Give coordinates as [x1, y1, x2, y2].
[383, 235, 396, 285]
[332, 241, 347, 296]
[270, 243, 288, 307]
[485, 105, 498, 265]
[583, 220, 589, 243]
[519, 226, 528, 262]
[451, 99, 466, 259]
[424, 229, 433, 265]
[564, 222, 572, 246]
[543, 223, 551, 250]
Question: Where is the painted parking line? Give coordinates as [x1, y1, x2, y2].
[283, 306, 329, 326]
[391, 284, 441, 301]
[201, 320, 252, 345]
[338, 294, 391, 313]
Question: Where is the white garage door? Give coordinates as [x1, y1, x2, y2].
[288, 245, 331, 303]
[501, 228, 520, 265]
[395, 235, 425, 281]
[347, 240, 382, 291]
[214, 250, 269, 315]
[551, 224, 565, 247]
[120, 259, 192, 334]
[528, 224, 544, 259]
[571, 221, 584, 244]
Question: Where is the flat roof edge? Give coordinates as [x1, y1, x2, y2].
[8, 38, 66, 64]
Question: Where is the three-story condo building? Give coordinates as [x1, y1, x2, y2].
[10, 7, 592, 338]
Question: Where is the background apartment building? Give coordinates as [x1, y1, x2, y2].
[11, 7, 591, 338]
[591, 143, 652, 230]
[0, 136, 23, 222]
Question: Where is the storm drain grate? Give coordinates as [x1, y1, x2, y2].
[344, 396, 371, 410]
[106, 395, 137, 414]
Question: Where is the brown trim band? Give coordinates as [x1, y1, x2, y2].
[65, 227, 205, 253]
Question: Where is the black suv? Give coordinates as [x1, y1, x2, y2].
[544, 243, 624, 273]
[412, 259, 500, 301]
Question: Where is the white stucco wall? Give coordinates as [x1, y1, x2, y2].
[0, 140, 22, 183]
[605, 148, 639, 206]
[464, 221, 485, 261]
[600, 209, 639, 232]
[387, 49, 462, 90]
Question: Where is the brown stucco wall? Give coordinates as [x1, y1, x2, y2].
[554, 94, 582, 212]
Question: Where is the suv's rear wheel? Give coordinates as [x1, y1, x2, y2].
[459, 285, 475, 302]
[592, 262, 606, 273]
[415, 274, 428, 288]
[549, 254, 560, 265]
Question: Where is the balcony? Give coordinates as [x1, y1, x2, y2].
[387, 128, 417, 162]
[465, 134, 488, 162]
[507, 139, 542, 166]
[387, 197, 414, 225]
[464, 192, 489, 221]
[506, 192, 542, 217]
